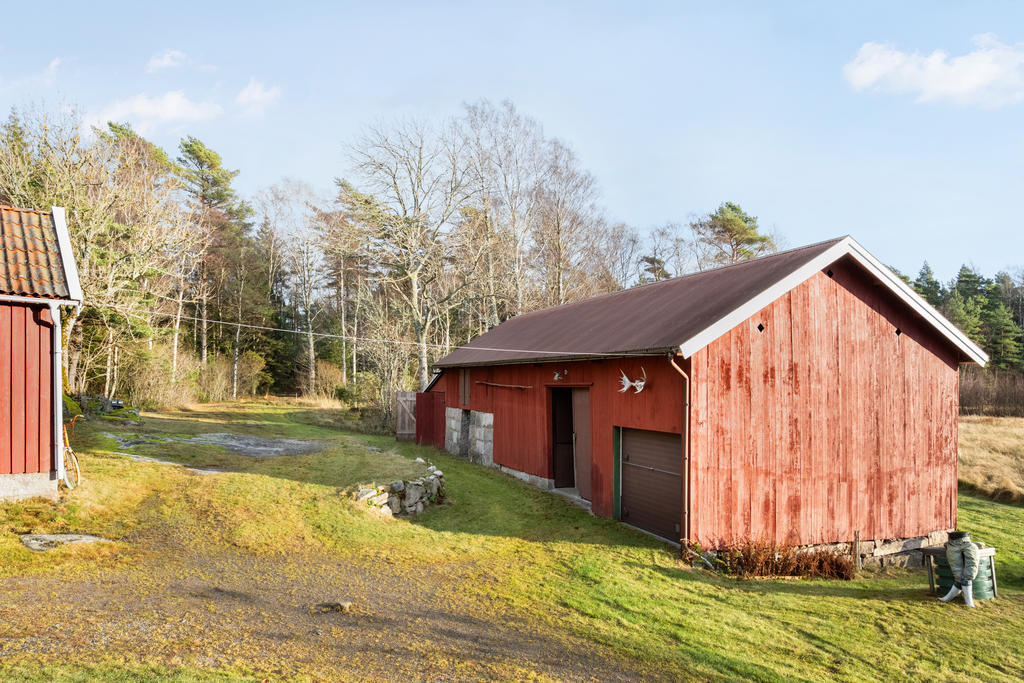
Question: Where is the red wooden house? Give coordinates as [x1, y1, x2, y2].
[0, 205, 82, 501]
[419, 236, 987, 549]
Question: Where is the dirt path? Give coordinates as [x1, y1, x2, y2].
[0, 454, 655, 682]
[0, 546, 646, 681]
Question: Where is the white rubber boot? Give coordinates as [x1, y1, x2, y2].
[962, 583, 976, 608]
[938, 584, 961, 602]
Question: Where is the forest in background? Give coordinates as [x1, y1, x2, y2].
[0, 100, 1020, 422]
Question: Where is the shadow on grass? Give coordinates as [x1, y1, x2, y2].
[637, 561, 936, 602]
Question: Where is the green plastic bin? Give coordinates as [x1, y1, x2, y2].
[935, 554, 996, 600]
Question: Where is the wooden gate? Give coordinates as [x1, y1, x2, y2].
[415, 391, 446, 448]
[395, 391, 416, 441]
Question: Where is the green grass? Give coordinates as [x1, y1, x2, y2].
[2, 401, 1023, 681]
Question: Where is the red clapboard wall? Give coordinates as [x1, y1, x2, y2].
[0, 302, 54, 476]
[430, 356, 685, 519]
[415, 391, 446, 449]
[688, 258, 959, 547]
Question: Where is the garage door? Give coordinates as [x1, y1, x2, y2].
[620, 429, 682, 542]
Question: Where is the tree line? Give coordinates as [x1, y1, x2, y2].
[901, 262, 1024, 416]
[1, 100, 1017, 420]
[0, 101, 777, 419]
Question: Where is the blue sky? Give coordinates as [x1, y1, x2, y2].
[2, 1, 1022, 280]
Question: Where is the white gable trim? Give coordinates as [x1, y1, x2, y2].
[51, 206, 83, 304]
[678, 236, 989, 366]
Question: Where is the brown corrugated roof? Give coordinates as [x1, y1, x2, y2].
[435, 237, 848, 367]
[0, 205, 71, 300]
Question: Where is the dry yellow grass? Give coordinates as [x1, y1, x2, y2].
[959, 415, 1024, 502]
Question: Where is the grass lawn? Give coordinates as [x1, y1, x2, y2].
[1, 402, 1022, 681]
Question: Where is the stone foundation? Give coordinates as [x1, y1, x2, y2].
[856, 529, 952, 568]
[497, 464, 554, 490]
[0, 472, 58, 502]
[445, 407, 494, 465]
[699, 529, 953, 569]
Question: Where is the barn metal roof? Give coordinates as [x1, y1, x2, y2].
[0, 205, 81, 303]
[434, 236, 989, 368]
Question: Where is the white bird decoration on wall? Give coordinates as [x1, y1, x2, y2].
[618, 367, 647, 394]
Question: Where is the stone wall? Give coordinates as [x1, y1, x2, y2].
[445, 407, 494, 466]
[356, 460, 446, 517]
[857, 529, 952, 568]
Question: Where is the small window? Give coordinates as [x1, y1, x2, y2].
[757, 323, 765, 333]
[826, 269, 834, 278]
[895, 328, 902, 337]
[459, 369, 471, 406]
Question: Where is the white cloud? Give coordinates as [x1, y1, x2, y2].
[1, 57, 62, 91]
[146, 49, 188, 72]
[235, 77, 281, 115]
[42, 58, 62, 85]
[843, 34, 1024, 108]
[88, 90, 222, 133]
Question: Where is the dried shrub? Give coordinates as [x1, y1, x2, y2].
[714, 538, 855, 580]
[313, 359, 346, 400]
[960, 366, 1024, 417]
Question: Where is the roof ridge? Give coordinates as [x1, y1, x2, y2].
[504, 235, 848, 324]
[0, 204, 49, 215]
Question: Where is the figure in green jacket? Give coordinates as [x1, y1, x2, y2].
[938, 531, 979, 608]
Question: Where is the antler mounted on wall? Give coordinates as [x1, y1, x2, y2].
[618, 367, 647, 394]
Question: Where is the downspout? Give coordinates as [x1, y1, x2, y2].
[669, 353, 691, 541]
[49, 302, 64, 483]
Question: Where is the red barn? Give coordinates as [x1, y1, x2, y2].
[0, 205, 82, 502]
[419, 237, 987, 553]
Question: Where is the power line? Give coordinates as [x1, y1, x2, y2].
[111, 305, 642, 358]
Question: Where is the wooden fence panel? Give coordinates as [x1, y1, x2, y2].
[395, 391, 416, 441]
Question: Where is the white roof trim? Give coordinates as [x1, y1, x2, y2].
[678, 236, 989, 366]
[51, 206, 83, 303]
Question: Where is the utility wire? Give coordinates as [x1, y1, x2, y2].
[110, 305, 645, 358]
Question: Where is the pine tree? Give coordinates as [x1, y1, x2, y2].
[913, 262, 944, 307]
[638, 255, 670, 283]
[943, 290, 985, 343]
[982, 300, 1024, 369]
[952, 265, 987, 302]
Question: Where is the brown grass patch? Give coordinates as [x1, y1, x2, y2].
[959, 415, 1024, 503]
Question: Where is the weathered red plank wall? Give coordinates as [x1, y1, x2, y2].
[0, 302, 54, 475]
[432, 357, 686, 518]
[689, 258, 959, 547]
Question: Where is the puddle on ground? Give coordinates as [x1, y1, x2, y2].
[21, 533, 110, 552]
[105, 432, 322, 458]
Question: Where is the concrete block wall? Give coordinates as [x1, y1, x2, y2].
[468, 410, 494, 466]
[445, 407, 494, 466]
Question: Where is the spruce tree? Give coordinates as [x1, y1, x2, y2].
[913, 262, 944, 307]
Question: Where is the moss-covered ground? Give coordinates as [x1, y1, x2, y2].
[1, 402, 1022, 681]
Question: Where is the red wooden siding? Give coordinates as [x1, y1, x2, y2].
[689, 260, 959, 547]
[415, 391, 446, 449]
[432, 358, 685, 518]
[0, 302, 54, 475]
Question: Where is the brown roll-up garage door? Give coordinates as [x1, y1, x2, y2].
[620, 429, 682, 542]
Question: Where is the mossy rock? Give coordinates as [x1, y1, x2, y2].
[62, 393, 82, 420]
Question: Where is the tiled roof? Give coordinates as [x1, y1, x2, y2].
[0, 205, 72, 299]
